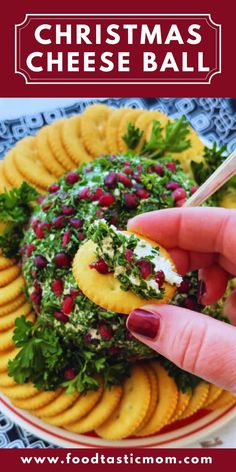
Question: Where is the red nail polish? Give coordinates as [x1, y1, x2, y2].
[127, 309, 160, 339]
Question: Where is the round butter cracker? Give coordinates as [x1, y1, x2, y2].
[135, 362, 178, 437]
[48, 120, 76, 171]
[178, 382, 209, 420]
[12, 389, 62, 410]
[33, 391, 79, 418]
[81, 104, 113, 157]
[43, 380, 103, 426]
[36, 125, 66, 178]
[0, 275, 25, 306]
[96, 365, 151, 440]
[0, 348, 19, 373]
[105, 108, 131, 154]
[0, 293, 26, 318]
[62, 115, 92, 165]
[72, 232, 177, 314]
[207, 390, 236, 410]
[0, 265, 21, 288]
[65, 385, 122, 433]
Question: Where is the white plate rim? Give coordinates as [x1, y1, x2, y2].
[1, 394, 236, 448]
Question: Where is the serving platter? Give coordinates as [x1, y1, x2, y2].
[1, 394, 236, 448]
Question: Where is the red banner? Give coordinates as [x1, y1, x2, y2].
[0, 448, 236, 471]
[0, 0, 234, 97]
[15, 14, 220, 85]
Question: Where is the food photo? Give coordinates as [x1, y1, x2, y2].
[0, 97, 235, 448]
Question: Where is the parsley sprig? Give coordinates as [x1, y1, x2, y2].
[123, 123, 143, 150]
[191, 143, 228, 186]
[8, 315, 129, 393]
[142, 116, 191, 158]
[0, 182, 39, 258]
[122, 116, 191, 158]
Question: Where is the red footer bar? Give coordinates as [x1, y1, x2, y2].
[0, 448, 235, 472]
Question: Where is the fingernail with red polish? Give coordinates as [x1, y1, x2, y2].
[127, 309, 161, 339]
[198, 280, 206, 303]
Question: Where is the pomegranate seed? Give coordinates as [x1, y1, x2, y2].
[69, 218, 83, 229]
[183, 296, 198, 311]
[99, 193, 115, 207]
[176, 198, 186, 207]
[84, 333, 92, 343]
[34, 255, 48, 269]
[78, 232, 85, 240]
[124, 249, 134, 263]
[166, 162, 176, 172]
[104, 172, 117, 189]
[123, 193, 138, 209]
[155, 270, 165, 287]
[54, 253, 71, 268]
[172, 188, 187, 202]
[35, 222, 51, 239]
[30, 269, 37, 279]
[42, 202, 52, 211]
[65, 172, 80, 185]
[26, 243, 35, 257]
[33, 280, 41, 292]
[90, 259, 109, 274]
[79, 187, 90, 199]
[136, 188, 150, 199]
[96, 208, 104, 219]
[191, 186, 198, 194]
[124, 166, 132, 175]
[54, 311, 69, 323]
[133, 174, 142, 183]
[62, 231, 71, 248]
[48, 183, 60, 193]
[110, 210, 119, 226]
[64, 368, 76, 380]
[52, 278, 64, 296]
[108, 347, 120, 354]
[32, 219, 40, 231]
[30, 290, 42, 306]
[90, 187, 104, 201]
[152, 164, 164, 176]
[137, 259, 153, 279]
[98, 324, 113, 340]
[70, 288, 81, 298]
[178, 278, 191, 294]
[62, 295, 74, 315]
[53, 215, 65, 229]
[117, 173, 132, 187]
[61, 205, 74, 216]
[166, 181, 181, 191]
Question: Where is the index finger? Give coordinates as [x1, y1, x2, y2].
[128, 207, 236, 263]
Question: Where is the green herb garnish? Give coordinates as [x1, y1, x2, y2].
[0, 182, 39, 258]
[142, 116, 191, 158]
[8, 315, 129, 393]
[122, 122, 143, 150]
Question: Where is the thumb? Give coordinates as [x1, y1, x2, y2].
[126, 304, 236, 393]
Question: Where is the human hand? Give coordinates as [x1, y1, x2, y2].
[126, 207, 236, 393]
